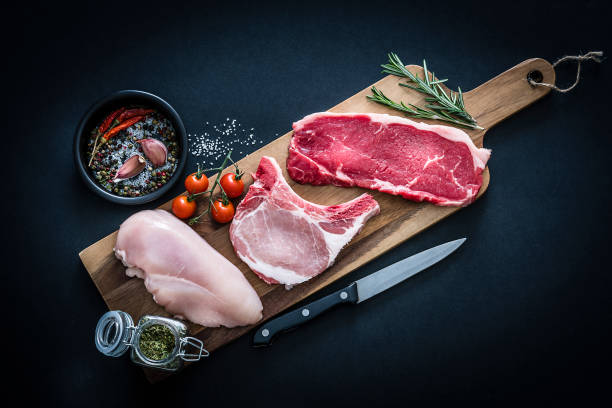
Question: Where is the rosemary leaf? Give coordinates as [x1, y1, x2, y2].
[367, 86, 481, 130]
[372, 53, 482, 130]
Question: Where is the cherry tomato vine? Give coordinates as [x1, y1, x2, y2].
[171, 150, 244, 225]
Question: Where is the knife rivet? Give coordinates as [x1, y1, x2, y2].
[302, 309, 310, 317]
[340, 291, 348, 300]
[261, 329, 269, 337]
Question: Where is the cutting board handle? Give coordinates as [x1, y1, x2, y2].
[464, 58, 556, 130]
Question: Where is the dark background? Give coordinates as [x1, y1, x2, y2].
[6, 0, 611, 405]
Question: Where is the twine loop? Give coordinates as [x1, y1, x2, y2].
[528, 51, 604, 93]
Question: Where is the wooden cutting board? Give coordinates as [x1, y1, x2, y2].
[79, 58, 554, 382]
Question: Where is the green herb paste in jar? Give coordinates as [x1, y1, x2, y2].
[138, 324, 176, 361]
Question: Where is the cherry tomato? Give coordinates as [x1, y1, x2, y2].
[211, 199, 235, 223]
[220, 173, 244, 198]
[172, 195, 197, 219]
[185, 172, 209, 194]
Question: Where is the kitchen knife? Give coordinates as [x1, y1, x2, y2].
[252, 238, 466, 346]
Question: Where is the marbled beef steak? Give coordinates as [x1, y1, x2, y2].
[288, 112, 491, 206]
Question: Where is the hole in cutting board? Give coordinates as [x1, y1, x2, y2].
[527, 70, 543, 86]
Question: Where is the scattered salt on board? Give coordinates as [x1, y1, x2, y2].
[188, 118, 265, 168]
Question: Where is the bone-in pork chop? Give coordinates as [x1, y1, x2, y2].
[229, 156, 379, 286]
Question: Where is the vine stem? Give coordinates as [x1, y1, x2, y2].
[188, 150, 234, 224]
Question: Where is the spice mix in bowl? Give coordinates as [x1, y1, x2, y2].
[74, 90, 187, 204]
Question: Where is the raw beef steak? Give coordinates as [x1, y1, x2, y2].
[288, 112, 491, 206]
[229, 156, 379, 286]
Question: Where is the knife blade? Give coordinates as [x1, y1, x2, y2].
[252, 238, 466, 346]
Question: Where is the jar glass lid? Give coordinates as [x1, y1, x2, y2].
[95, 310, 135, 357]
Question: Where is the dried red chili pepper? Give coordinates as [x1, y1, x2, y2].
[98, 107, 126, 135]
[99, 115, 145, 145]
[89, 107, 127, 166]
[117, 108, 154, 123]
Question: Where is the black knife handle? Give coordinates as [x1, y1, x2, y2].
[252, 283, 358, 347]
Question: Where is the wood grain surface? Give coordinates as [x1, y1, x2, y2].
[79, 58, 555, 382]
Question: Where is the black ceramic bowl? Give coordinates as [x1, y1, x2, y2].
[74, 90, 187, 205]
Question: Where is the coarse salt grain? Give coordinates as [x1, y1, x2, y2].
[188, 118, 265, 168]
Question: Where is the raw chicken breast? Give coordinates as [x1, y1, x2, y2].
[114, 209, 263, 328]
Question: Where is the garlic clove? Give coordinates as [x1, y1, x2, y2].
[137, 138, 168, 167]
[112, 155, 146, 183]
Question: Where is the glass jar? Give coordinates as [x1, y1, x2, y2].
[94, 310, 209, 372]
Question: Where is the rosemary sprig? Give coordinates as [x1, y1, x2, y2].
[370, 53, 483, 130]
[367, 87, 480, 129]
